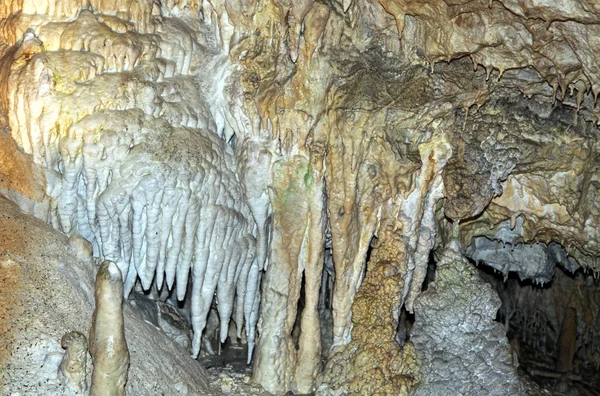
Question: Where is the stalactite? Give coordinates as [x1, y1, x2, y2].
[1, 0, 600, 395]
[253, 157, 327, 394]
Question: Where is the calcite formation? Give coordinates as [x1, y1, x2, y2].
[58, 331, 88, 393]
[89, 260, 129, 396]
[410, 239, 541, 395]
[319, 222, 421, 395]
[0, 0, 599, 395]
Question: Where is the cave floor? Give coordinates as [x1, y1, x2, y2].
[199, 344, 272, 395]
[518, 344, 600, 396]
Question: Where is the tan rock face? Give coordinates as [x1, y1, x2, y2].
[0, 0, 599, 395]
[381, 0, 600, 102]
[452, 96, 599, 271]
[320, 224, 420, 395]
[89, 261, 129, 396]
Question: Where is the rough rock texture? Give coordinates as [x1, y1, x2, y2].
[382, 0, 600, 102]
[449, 94, 599, 274]
[0, 0, 599, 394]
[467, 232, 577, 284]
[318, 223, 420, 395]
[410, 239, 545, 395]
[129, 292, 193, 350]
[0, 195, 216, 395]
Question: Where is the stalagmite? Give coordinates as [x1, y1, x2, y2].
[556, 307, 578, 373]
[68, 234, 93, 260]
[57, 331, 88, 393]
[89, 261, 129, 396]
[410, 238, 538, 395]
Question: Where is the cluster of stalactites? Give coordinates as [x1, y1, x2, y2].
[378, 0, 600, 110]
[52, 109, 262, 360]
[0, 0, 266, 365]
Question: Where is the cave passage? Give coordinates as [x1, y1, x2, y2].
[477, 257, 600, 396]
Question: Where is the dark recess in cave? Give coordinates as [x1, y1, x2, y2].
[475, 258, 600, 396]
[396, 252, 436, 348]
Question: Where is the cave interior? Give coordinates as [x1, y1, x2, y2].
[0, 0, 599, 395]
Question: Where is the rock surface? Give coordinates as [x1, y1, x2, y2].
[0, 194, 215, 395]
[410, 240, 547, 395]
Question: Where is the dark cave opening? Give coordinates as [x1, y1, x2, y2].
[396, 252, 436, 347]
[475, 258, 600, 396]
[421, 251, 437, 292]
[292, 272, 307, 349]
[128, 276, 253, 376]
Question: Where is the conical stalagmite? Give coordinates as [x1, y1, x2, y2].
[89, 261, 129, 396]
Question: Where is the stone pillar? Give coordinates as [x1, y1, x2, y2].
[89, 261, 129, 396]
[253, 157, 326, 394]
[556, 307, 577, 373]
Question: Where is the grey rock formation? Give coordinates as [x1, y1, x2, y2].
[466, 217, 581, 284]
[410, 240, 547, 395]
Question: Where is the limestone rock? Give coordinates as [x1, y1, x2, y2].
[410, 240, 546, 395]
[0, 195, 215, 395]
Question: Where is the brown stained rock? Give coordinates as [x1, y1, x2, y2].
[0, 132, 45, 201]
[443, 157, 494, 221]
[455, 102, 600, 271]
[438, 94, 599, 275]
[320, 224, 420, 395]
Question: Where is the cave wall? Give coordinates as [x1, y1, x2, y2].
[0, 0, 599, 395]
[486, 264, 600, 374]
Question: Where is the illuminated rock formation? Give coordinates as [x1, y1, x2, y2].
[0, 0, 599, 395]
[89, 260, 130, 396]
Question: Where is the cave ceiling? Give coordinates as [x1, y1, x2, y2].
[0, 0, 599, 395]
